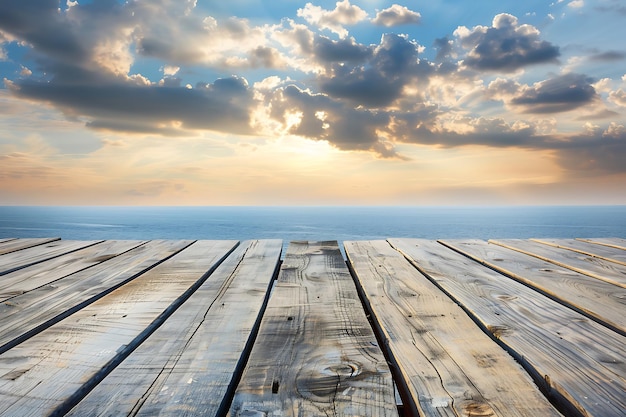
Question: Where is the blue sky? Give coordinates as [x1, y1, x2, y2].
[1, 0, 625, 205]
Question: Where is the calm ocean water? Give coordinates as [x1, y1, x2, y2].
[1, 206, 624, 247]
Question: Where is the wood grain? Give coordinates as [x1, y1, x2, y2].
[346, 240, 560, 417]
[0, 240, 103, 275]
[389, 238, 626, 417]
[440, 239, 626, 336]
[67, 239, 282, 417]
[577, 237, 626, 251]
[532, 238, 626, 266]
[0, 240, 146, 302]
[491, 238, 626, 289]
[0, 238, 61, 256]
[229, 241, 398, 417]
[0, 240, 192, 354]
[0, 240, 237, 416]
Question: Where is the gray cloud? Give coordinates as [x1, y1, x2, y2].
[1, 2, 623, 175]
[511, 73, 598, 114]
[273, 76, 572, 164]
[393, 121, 540, 149]
[588, 51, 626, 62]
[0, 0, 267, 137]
[456, 13, 559, 72]
[0, 0, 84, 62]
[312, 36, 372, 64]
[371, 5, 421, 27]
[553, 131, 626, 174]
[1, 0, 281, 73]
[595, 0, 626, 16]
[575, 109, 620, 121]
[0, 0, 133, 71]
[135, 14, 267, 67]
[433, 36, 454, 61]
[320, 67, 405, 107]
[392, 117, 626, 174]
[8, 73, 257, 135]
[320, 34, 433, 107]
[247, 46, 286, 68]
[269, 84, 397, 156]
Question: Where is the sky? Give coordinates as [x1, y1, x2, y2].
[0, 0, 625, 206]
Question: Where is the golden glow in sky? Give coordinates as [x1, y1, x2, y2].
[0, 1, 625, 205]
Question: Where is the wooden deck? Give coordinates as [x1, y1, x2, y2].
[0, 237, 624, 417]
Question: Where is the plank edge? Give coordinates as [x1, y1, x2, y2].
[438, 239, 626, 337]
[387, 238, 588, 417]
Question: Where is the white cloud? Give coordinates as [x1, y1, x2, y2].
[163, 66, 180, 76]
[371, 4, 421, 27]
[568, 0, 584, 8]
[593, 78, 612, 93]
[486, 78, 522, 101]
[135, 13, 273, 68]
[2, 0, 625, 176]
[510, 73, 597, 114]
[92, 35, 135, 76]
[297, 0, 368, 38]
[603, 122, 625, 137]
[454, 13, 560, 72]
[609, 89, 626, 107]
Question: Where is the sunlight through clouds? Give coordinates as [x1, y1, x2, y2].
[0, 0, 624, 205]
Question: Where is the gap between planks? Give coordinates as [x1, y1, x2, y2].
[345, 239, 561, 417]
[229, 240, 398, 417]
[439, 239, 626, 337]
[389, 238, 626, 417]
[66, 239, 282, 417]
[0, 240, 238, 416]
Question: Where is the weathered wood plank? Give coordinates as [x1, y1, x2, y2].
[0, 238, 17, 244]
[491, 238, 626, 289]
[532, 238, 626, 266]
[229, 241, 398, 417]
[346, 240, 560, 417]
[577, 237, 626, 251]
[0, 240, 103, 276]
[0, 238, 61, 256]
[389, 238, 626, 417]
[67, 239, 282, 417]
[0, 240, 146, 302]
[0, 240, 238, 417]
[0, 240, 193, 354]
[441, 239, 626, 336]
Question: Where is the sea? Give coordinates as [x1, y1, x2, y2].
[1, 206, 625, 255]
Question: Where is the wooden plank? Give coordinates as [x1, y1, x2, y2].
[229, 241, 398, 417]
[532, 238, 626, 266]
[0, 240, 238, 416]
[67, 239, 282, 416]
[0, 239, 103, 276]
[440, 239, 626, 336]
[0, 238, 17, 244]
[0, 240, 146, 302]
[0, 238, 61, 256]
[345, 240, 560, 417]
[491, 238, 626, 289]
[577, 237, 626, 251]
[389, 238, 626, 417]
[0, 240, 193, 354]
